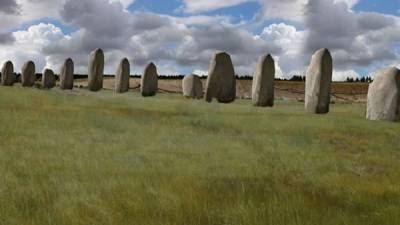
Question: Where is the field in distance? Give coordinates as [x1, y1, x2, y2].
[0, 85, 399, 225]
[74, 78, 369, 103]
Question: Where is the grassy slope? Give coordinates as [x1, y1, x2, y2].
[0, 86, 399, 225]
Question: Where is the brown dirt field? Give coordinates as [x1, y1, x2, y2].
[73, 78, 369, 103]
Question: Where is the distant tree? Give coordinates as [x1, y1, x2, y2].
[290, 75, 305, 82]
[236, 75, 252, 80]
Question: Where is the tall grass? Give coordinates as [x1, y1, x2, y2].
[0, 86, 399, 225]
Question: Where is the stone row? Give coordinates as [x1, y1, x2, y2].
[2, 48, 399, 122]
[0, 48, 334, 114]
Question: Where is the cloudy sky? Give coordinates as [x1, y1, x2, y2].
[0, 0, 399, 80]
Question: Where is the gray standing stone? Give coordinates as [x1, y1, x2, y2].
[1, 61, 14, 86]
[115, 58, 130, 93]
[182, 74, 203, 99]
[21, 61, 36, 87]
[305, 48, 333, 114]
[88, 48, 104, 91]
[60, 58, 74, 90]
[252, 54, 275, 107]
[141, 62, 158, 97]
[205, 51, 236, 103]
[366, 67, 400, 122]
[42, 69, 55, 89]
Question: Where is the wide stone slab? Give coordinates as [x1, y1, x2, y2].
[367, 67, 400, 122]
[115, 58, 130, 93]
[205, 52, 236, 103]
[252, 54, 275, 107]
[141, 62, 158, 97]
[182, 74, 203, 99]
[305, 48, 332, 114]
[88, 48, 104, 91]
[60, 58, 74, 90]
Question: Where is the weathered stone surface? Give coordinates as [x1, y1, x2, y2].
[182, 74, 203, 99]
[305, 48, 332, 114]
[366, 67, 400, 122]
[42, 69, 55, 89]
[21, 61, 36, 87]
[60, 58, 74, 90]
[1, 61, 14, 86]
[141, 62, 158, 97]
[252, 54, 275, 107]
[88, 48, 104, 91]
[205, 52, 236, 103]
[115, 58, 130, 93]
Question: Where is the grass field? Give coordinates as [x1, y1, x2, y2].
[0, 86, 399, 225]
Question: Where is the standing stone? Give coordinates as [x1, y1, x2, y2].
[42, 69, 56, 89]
[60, 58, 74, 90]
[88, 48, 104, 91]
[182, 74, 203, 99]
[305, 48, 333, 114]
[1, 61, 14, 86]
[21, 61, 36, 87]
[366, 67, 400, 122]
[252, 54, 275, 107]
[205, 52, 236, 103]
[141, 62, 158, 97]
[115, 58, 130, 93]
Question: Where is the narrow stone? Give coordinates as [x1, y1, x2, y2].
[88, 48, 104, 91]
[366, 67, 400, 122]
[141, 62, 158, 97]
[21, 61, 36, 87]
[42, 69, 56, 89]
[305, 48, 333, 114]
[182, 74, 203, 99]
[60, 58, 74, 90]
[205, 51, 236, 103]
[252, 54, 275, 107]
[115, 58, 130, 93]
[1, 61, 15, 86]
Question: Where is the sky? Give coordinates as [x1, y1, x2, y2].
[0, 0, 399, 81]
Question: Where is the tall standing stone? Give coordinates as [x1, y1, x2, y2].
[252, 54, 275, 107]
[115, 58, 130, 93]
[141, 62, 158, 97]
[182, 74, 203, 99]
[205, 52, 236, 103]
[305, 48, 332, 114]
[60, 58, 74, 90]
[366, 67, 400, 122]
[1, 61, 14, 86]
[42, 69, 55, 89]
[88, 48, 104, 91]
[21, 61, 36, 87]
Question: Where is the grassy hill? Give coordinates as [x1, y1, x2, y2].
[0, 86, 399, 225]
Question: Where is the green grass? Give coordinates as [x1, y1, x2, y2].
[0, 86, 399, 225]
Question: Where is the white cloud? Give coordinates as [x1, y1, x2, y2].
[305, 0, 400, 72]
[179, 0, 361, 22]
[109, 0, 135, 9]
[0, 23, 68, 72]
[332, 69, 360, 81]
[192, 69, 208, 76]
[256, 0, 307, 22]
[179, 0, 249, 13]
[333, 0, 360, 8]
